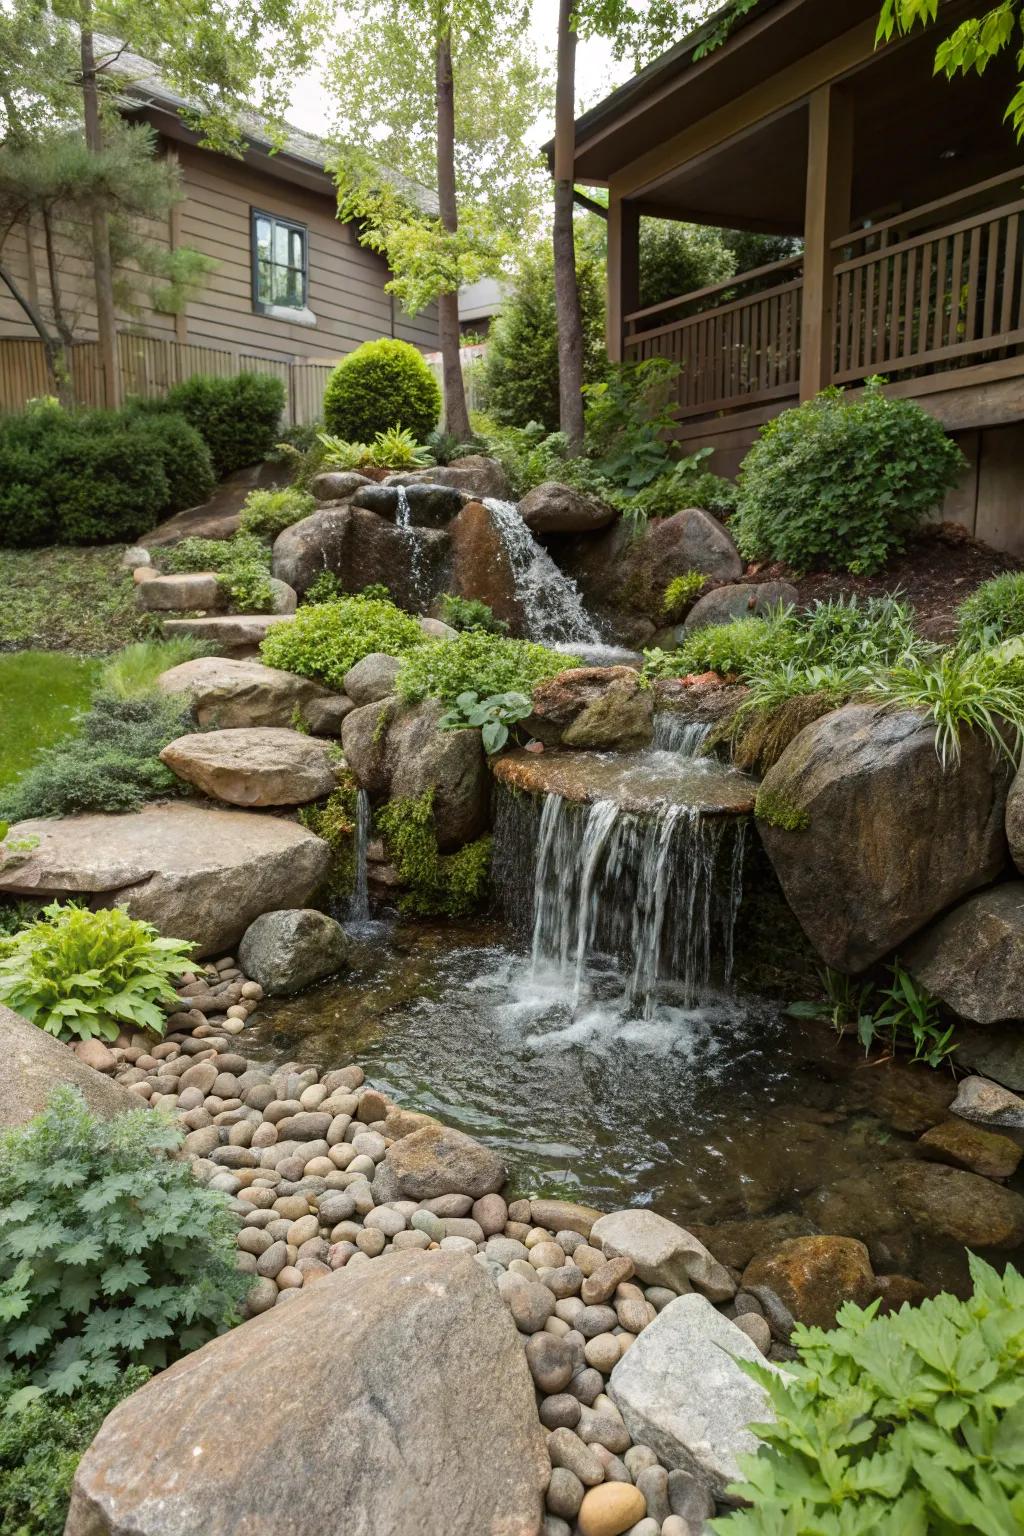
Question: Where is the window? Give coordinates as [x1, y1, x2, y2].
[252, 210, 308, 313]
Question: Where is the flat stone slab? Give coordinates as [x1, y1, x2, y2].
[491, 749, 756, 815]
[158, 655, 346, 733]
[161, 727, 338, 806]
[162, 612, 294, 654]
[0, 803, 331, 957]
[136, 571, 226, 612]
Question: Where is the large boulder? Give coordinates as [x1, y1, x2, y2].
[352, 483, 467, 528]
[563, 508, 743, 620]
[590, 1208, 735, 1302]
[66, 1252, 547, 1536]
[740, 1236, 876, 1329]
[158, 655, 346, 734]
[683, 581, 798, 631]
[608, 1293, 781, 1500]
[160, 727, 338, 807]
[950, 1074, 1024, 1128]
[446, 500, 524, 632]
[918, 1117, 1022, 1180]
[905, 884, 1024, 1024]
[386, 455, 511, 502]
[310, 470, 374, 502]
[372, 1123, 506, 1202]
[238, 909, 349, 995]
[889, 1160, 1024, 1248]
[528, 667, 654, 750]
[1006, 763, 1024, 869]
[0, 803, 331, 957]
[0, 1004, 142, 1130]
[342, 697, 488, 851]
[757, 704, 1011, 971]
[344, 652, 403, 705]
[272, 505, 450, 608]
[519, 482, 617, 534]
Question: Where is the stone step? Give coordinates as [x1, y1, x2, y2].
[137, 571, 227, 613]
[162, 612, 294, 656]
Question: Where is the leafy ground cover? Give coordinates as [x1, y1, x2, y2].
[0, 653, 99, 789]
[0, 547, 150, 655]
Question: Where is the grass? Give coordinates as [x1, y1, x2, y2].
[101, 638, 210, 699]
[0, 652, 99, 788]
[0, 546, 151, 655]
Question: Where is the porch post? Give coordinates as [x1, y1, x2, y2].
[607, 192, 640, 364]
[799, 83, 853, 400]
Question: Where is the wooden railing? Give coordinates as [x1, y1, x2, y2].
[623, 256, 804, 419]
[832, 169, 1024, 385]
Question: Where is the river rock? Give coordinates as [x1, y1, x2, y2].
[683, 581, 798, 631]
[577, 1482, 646, 1536]
[0, 803, 331, 956]
[531, 1199, 604, 1238]
[446, 500, 524, 632]
[0, 1005, 142, 1130]
[889, 1160, 1024, 1248]
[608, 1293, 780, 1500]
[757, 703, 1011, 971]
[520, 482, 617, 535]
[386, 456, 511, 501]
[238, 910, 349, 996]
[529, 668, 653, 750]
[160, 728, 338, 807]
[344, 652, 403, 704]
[591, 1208, 735, 1302]
[918, 1118, 1022, 1180]
[342, 697, 488, 851]
[272, 505, 450, 608]
[740, 1236, 875, 1329]
[373, 1122, 506, 1202]
[904, 884, 1024, 1024]
[157, 655, 345, 733]
[310, 470, 374, 502]
[136, 571, 226, 612]
[950, 1074, 1024, 1128]
[65, 1252, 547, 1536]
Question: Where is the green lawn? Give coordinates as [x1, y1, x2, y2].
[0, 652, 99, 788]
[0, 546, 151, 655]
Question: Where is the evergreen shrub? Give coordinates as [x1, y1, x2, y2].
[322, 339, 441, 443]
[164, 371, 285, 477]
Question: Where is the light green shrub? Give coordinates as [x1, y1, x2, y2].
[260, 595, 424, 690]
[322, 338, 441, 443]
[238, 486, 315, 539]
[157, 532, 274, 612]
[101, 638, 209, 699]
[396, 631, 577, 705]
[957, 570, 1024, 652]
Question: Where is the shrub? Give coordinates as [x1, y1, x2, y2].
[867, 645, 1024, 769]
[957, 570, 1024, 652]
[616, 462, 738, 531]
[0, 691, 188, 821]
[0, 903, 192, 1042]
[712, 1254, 1024, 1536]
[733, 381, 966, 574]
[157, 532, 274, 612]
[0, 1367, 149, 1536]
[101, 638, 209, 699]
[322, 339, 441, 443]
[164, 371, 285, 478]
[662, 572, 706, 621]
[260, 595, 424, 690]
[480, 243, 606, 431]
[438, 690, 532, 753]
[377, 791, 492, 917]
[0, 1087, 246, 1402]
[438, 593, 508, 634]
[238, 486, 315, 539]
[645, 613, 792, 682]
[0, 406, 214, 547]
[396, 631, 577, 705]
[582, 358, 680, 490]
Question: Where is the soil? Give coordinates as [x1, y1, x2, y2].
[741, 523, 1024, 643]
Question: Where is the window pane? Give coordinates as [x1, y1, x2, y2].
[289, 229, 304, 267]
[256, 257, 272, 304]
[255, 216, 271, 255]
[273, 222, 292, 263]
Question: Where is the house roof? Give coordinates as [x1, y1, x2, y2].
[109, 46, 438, 214]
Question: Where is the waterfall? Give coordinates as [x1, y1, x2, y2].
[394, 486, 426, 602]
[483, 498, 600, 645]
[525, 792, 746, 1016]
[653, 715, 711, 756]
[348, 789, 371, 924]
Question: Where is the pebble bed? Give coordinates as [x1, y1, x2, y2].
[101, 953, 797, 1536]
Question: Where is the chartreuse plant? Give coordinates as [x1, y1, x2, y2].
[662, 571, 706, 621]
[0, 903, 193, 1043]
[238, 485, 315, 539]
[100, 638, 208, 699]
[396, 631, 577, 706]
[260, 595, 424, 691]
[0, 1087, 246, 1404]
[377, 791, 492, 918]
[438, 691, 532, 754]
[438, 593, 508, 635]
[712, 1254, 1024, 1536]
[316, 426, 434, 473]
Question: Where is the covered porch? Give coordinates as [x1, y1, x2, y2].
[580, 0, 1024, 546]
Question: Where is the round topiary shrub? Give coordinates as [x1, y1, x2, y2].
[322, 338, 441, 443]
[733, 381, 966, 575]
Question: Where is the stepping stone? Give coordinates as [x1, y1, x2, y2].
[162, 613, 294, 655]
[137, 572, 226, 612]
[161, 727, 339, 807]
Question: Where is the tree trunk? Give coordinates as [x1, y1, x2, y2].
[434, 26, 471, 442]
[0, 258, 74, 405]
[80, 24, 121, 408]
[553, 0, 585, 453]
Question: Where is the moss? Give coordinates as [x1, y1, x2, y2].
[754, 786, 810, 832]
[377, 790, 492, 917]
[299, 773, 360, 901]
[372, 700, 395, 746]
[732, 692, 836, 775]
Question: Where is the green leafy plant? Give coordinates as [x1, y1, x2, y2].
[0, 1366, 150, 1535]
[662, 571, 706, 621]
[377, 790, 492, 917]
[366, 425, 433, 470]
[322, 338, 441, 443]
[438, 690, 532, 753]
[0, 1087, 246, 1402]
[157, 532, 274, 614]
[260, 595, 424, 690]
[100, 638, 209, 699]
[712, 1254, 1024, 1536]
[867, 646, 1024, 769]
[644, 612, 793, 682]
[734, 381, 966, 574]
[298, 774, 361, 903]
[438, 593, 509, 635]
[0, 692, 188, 821]
[425, 427, 487, 465]
[0, 903, 192, 1042]
[315, 433, 372, 471]
[163, 371, 285, 478]
[396, 631, 576, 706]
[957, 570, 1024, 653]
[787, 961, 954, 1069]
[304, 570, 343, 605]
[582, 358, 681, 490]
[238, 486, 315, 539]
[610, 452, 737, 535]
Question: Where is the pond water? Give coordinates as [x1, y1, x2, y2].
[246, 919, 1024, 1299]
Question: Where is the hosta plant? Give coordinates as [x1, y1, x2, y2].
[438, 690, 532, 754]
[0, 903, 193, 1042]
[712, 1254, 1024, 1536]
[0, 1087, 246, 1404]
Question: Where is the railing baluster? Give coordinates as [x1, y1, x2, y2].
[965, 224, 982, 342]
[889, 251, 903, 362]
[982, 219, 999, 341]
[947, 231, 965, 348]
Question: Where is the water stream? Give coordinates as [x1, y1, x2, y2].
[393, 485, 427, 603]
[483, 498, 601, 645]
[348, 789, 371, 926]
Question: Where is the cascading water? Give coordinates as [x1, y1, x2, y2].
[483, 498, 600, 645]
[393, 486, 426, 602]
[652, 714, 711, 757]
[348, 789, 371, 926]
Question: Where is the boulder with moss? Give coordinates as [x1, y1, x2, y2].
[272, 505, 449, 607]
[528, 666, 653, 749]
[158, 655, 348, 733]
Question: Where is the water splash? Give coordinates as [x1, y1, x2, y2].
[653, 714, 711, 756]
[483, 498, 600, 645]
[348, 789, 371, 925]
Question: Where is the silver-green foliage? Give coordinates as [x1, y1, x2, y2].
[0, 903, 193, 1042]
[712, 1254, 1024, 1536]
[0, 1087, 247, 1404]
